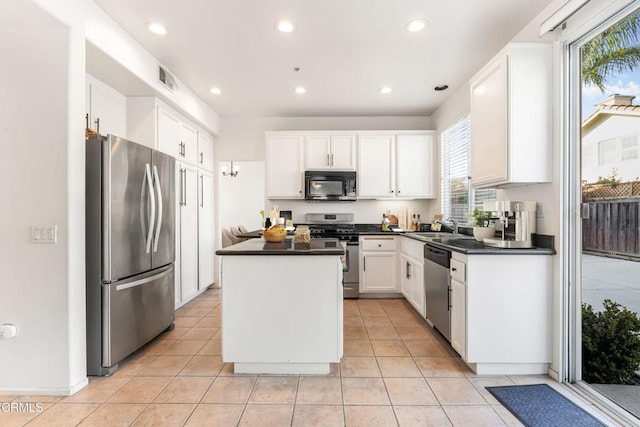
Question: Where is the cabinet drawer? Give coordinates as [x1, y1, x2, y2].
[361, 236, 397, 251]
[450, 259, 466, 283]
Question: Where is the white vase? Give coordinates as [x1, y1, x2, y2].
[473, 225, 496, 242]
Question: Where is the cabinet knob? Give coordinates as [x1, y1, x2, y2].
[390, 190, 394, 193]
[378, 244, 381, 247]
[452, 267, 457, 272]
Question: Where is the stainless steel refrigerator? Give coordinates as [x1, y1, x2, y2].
[86, 134, 175, 376]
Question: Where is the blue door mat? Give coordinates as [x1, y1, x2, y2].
[486, 384, 606, 427]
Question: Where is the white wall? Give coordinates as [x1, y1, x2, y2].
[218, 161, 266, 232]
[582, 116, 640, 182]
[0, 0, 87, 394]
[216, 116, 432, 160]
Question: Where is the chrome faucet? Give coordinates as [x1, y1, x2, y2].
[445, 217, 458, 234]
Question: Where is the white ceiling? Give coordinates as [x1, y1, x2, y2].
[92, 0, 555, 118]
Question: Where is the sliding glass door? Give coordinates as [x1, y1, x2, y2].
[567, 2, 640, 421]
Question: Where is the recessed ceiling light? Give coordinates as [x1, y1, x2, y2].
[147, 22, 168, 35]
[379, 86, 392, 94]
[405, 18, 427, 32]
[210, 87, 222, 95]
[434, 84, 449, 91]
[295, 86, 306, 94]
[276, 19, 295, 33]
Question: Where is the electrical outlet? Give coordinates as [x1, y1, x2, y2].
[31, 226, 57, 243]
[0, 324, 17, 339]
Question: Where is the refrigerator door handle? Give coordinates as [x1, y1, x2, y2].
[144, 163, 155, 253]
[115, 267, 173, 291]
[152, 165, 163, 253]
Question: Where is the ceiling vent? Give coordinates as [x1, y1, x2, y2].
[158, 65, 177, 92]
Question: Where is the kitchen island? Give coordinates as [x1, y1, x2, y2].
[216, 237, 344, 374]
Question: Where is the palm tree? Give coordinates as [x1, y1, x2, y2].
[582, 10, 640, 91]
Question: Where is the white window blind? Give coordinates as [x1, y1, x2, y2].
[621, 135, 638, 161]
[440, 115, 496, 223]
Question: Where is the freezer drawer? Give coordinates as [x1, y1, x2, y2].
[102, 265, 175, 368]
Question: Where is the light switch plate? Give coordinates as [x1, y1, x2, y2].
[31, 226, 57, 243]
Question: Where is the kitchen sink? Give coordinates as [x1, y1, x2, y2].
[412, 232, 453, 238]
[429, 237, 484, 250]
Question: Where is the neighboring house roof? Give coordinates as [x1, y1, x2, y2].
[583, 94, 640, 135]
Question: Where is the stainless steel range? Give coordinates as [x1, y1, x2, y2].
[305, 213, 360, 298]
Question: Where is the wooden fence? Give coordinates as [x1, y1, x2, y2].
[582, 199, 640, 258]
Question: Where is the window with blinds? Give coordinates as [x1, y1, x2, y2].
[440, 115, 496, 224]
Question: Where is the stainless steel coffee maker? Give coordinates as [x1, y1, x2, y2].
[482, 201, 537, 248]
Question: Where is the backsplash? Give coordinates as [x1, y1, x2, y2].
[266, 199, 437, 224]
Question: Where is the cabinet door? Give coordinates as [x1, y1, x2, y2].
[470, 57, 508, 187]
[304, 135, 331, 169]
[177, 163, 199, 304]
[331, 135, 356, 169]
[198, 170, 214, 289]
[87, 76, 126, 138]
[361, 252, 398, 293]
[198, 132, 215, 171]
[400, 254, 412, 301]
[412, 261, 425, 318]
[450, 279, 466, 358]
[266, 135, 303, 198]
[357, 135, 395, 198]
[396, 134, 435, 198]
[180, 121, 199, 165]
[157, 106, 182, 158]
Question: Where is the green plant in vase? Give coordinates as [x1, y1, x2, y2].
[471, 208, 494, 241]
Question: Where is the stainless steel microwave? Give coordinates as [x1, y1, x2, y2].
[304, 171, 357, 201]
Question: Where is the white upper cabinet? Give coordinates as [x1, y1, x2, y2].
[266, 133, 304, 199]
[304, 133, 356, 170]
[396, 133, 435, 198]
[157, 104, 198, 165]
[357, 134, 395, 198]
[127, 97, 205, 165]
[358, 132, 435, 199]
[86, 74, 126, 139]
[198, 131, 215, 171]
[469, 43, 552, 188]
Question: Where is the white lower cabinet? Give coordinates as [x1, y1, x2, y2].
[450, 278, 466, 358]
[450, 257, 466, 358]
[175, 162, 199, 307]
[198, 170, 214, 289]
[451, 251, 552, 375]
[399, 237, 425, 317]
[360, 236, 398, 293]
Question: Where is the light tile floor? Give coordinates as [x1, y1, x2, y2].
[0, 288, 621, 426]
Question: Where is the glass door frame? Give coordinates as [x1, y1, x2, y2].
[563, 1, 640, 424]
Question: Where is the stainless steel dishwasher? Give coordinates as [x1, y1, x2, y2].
[424, 243, 451, 342]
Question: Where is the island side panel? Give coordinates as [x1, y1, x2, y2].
[221, 255, 343, 365]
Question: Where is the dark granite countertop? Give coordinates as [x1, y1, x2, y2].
[355, 229, 555, 254]
[216, 237, 345, 256]
[402, 233, 556, 255]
